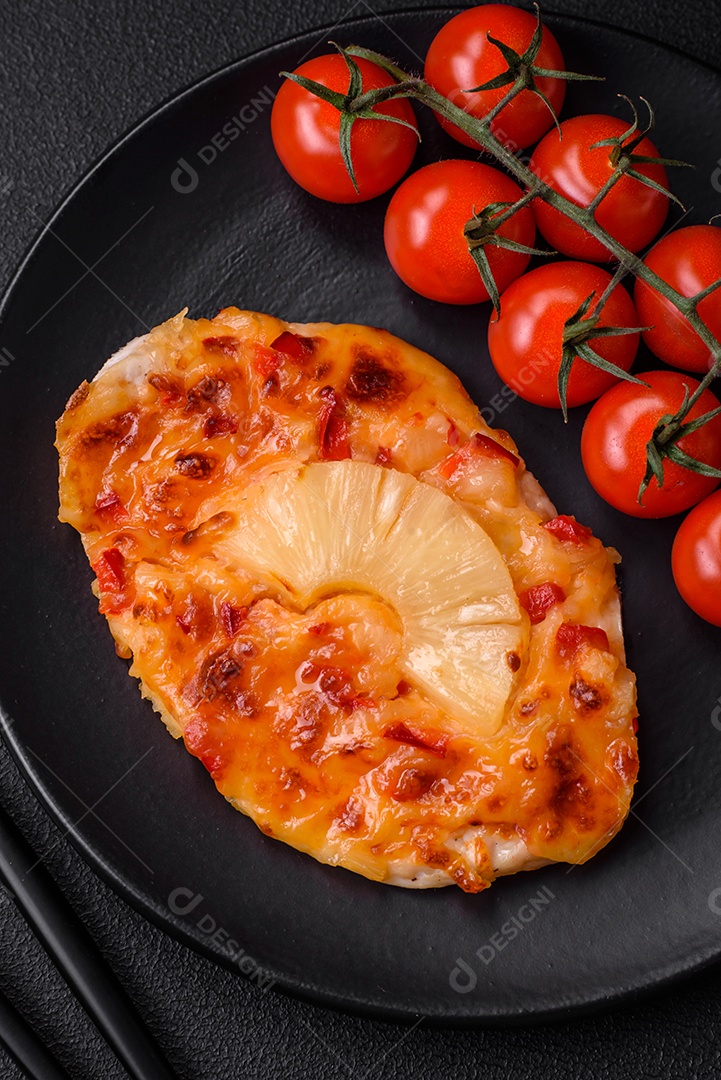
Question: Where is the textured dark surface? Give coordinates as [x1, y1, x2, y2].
[1, 1, 721, 1078]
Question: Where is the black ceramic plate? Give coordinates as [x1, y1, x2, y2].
[2, 9, 721, 1025]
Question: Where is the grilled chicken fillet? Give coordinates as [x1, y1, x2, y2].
[56, 309, 638, 892]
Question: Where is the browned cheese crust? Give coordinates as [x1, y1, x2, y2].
[56, 309, 638, 891]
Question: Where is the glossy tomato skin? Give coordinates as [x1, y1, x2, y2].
[672, 490, 721, 627]
[384, 160, 535, 305]
[425, 5, 566, 151]
[581, 371, 721, 518]
[529, 115, 669, 261]
[271, 55, 418, 203]
[635, 225, 721, 374]
[487, 261, 639, 408]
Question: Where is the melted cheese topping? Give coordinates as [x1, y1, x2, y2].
[56, 309, 638, 891]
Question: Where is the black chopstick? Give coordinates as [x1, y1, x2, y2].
[0, 988, 71, 1080]
[0, 803, 175, 1080]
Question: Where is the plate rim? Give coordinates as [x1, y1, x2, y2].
[1, 6, 721, 1026]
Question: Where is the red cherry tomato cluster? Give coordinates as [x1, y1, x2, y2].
[635, 225, 721, 373]
[384, 160, 535, 305]
[672, 490, 721, 627]
[581, 372, 721, 518]
[271, 6, 721, 626]
[529, 114, 670, 261]
[424, 4, 567, 151]
[270, 54, 418, 203]
[488, 262, 640, 408]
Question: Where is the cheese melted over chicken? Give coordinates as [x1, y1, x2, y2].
[56, 310, 638, 891]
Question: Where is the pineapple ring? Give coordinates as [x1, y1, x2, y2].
[215, 459, 524, 736]
[56, 309, 638, 892]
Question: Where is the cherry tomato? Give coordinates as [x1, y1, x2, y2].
[672, 490, 721, 626]
[581, 371, 721, 518]
[383, 160, 536, 305]
[634, 225, 721, 374]
[487, 261, 640, 408]
[271, 55, 418, 203]
[529, 115, 670, 261]
[424, 5, 566, 151]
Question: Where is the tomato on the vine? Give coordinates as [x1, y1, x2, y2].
[487, 261, 640, 408]
[383, 160, 536, 305]
[581, 371, 721, 518]
[529, 114, 670, 261]
[271, 55, 418, 203]
[672, 490, 721, 627]
[424, 4, 566, 151]
[635, 225, 721, 374]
